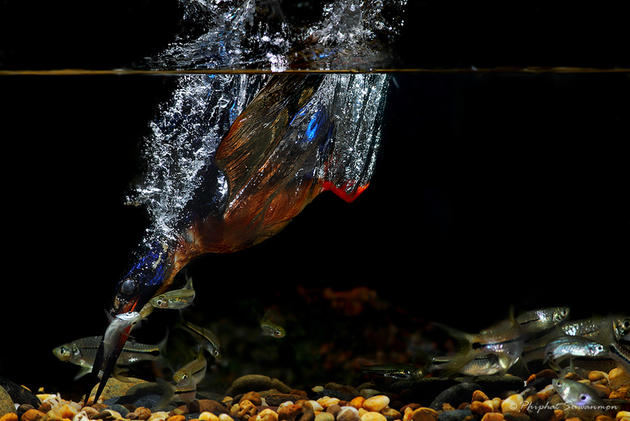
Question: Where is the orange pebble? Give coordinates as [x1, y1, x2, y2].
[350, 397, 365, 410]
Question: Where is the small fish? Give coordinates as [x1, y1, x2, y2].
[362, 363, 424, 380]
[552, 378, 606, 408]
[177, 320, 221, 359]
[150, 273, 195, 310]
[103, 312, 142, 361]
[53, 335, 165, 378]
[432, 350, 520, 376]
[613, 317, 630, 342]
[515, 307, 570, 334]
[260, 308, 286, 339]
[172, 353, 207, 402]
[543, 336, 608, 369]
[609, 342, 630, 372]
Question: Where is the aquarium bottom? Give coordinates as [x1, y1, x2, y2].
[1, 367, 629, 421]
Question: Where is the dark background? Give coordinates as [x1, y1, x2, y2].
[0, 0, 628, 399]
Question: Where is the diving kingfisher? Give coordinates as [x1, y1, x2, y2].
[85, 75, 384, 403]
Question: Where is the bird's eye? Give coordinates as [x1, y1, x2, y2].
[120, 279, 137, 296]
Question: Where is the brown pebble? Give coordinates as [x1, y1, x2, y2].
[381, 408, 401, 421]
[241, 393, 263, 407]
[399, 404, 420, 415]
[410, 408, 437, 421]
[470, 401, 493, 416]
[595, 416, 614, 421]
[37, 403, 52, 414]
[473, 391, 490, 402]
[565, 418, 581, 421]
[481, 413, 504, 421]
[336, 407, 359, 421]
[132, 408, 152, 421]
[277, 404, 302, 421]
[0, 413, 18, 421]
[21, 409, 46, 421]
[441, 404, 455, 412]
[256, 409, 279, 421]
[326, 405, 341, 417]
[297, 403, 314, 421]
[167, 416, 186, 421]
[190, 400, 228, 415]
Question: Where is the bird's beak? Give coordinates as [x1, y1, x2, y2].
[82, 298, 141, 405]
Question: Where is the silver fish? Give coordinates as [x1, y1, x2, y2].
[552, 378, 606, 409]
[172, 353, 207, 402]
[53, 335, 164, 376]
[544, 336, 608, 369]
[150, 273, 195, 310]
[516, 307, 571, 334]
[609, 342, 630, 372]
[613, 317, 630, 342]
[431, 338, 524, 376]
[178, 320, 221, 359]
[103, 311, 142, 370]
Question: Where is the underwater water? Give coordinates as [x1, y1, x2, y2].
[0, 0, 629, 419]
[1, 71, 629, 394]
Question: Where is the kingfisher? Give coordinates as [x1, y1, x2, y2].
[85, 74, 385, 403]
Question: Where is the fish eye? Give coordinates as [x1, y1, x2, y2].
[579, 394, 587, 401]
[60, 346, 70, 357]
[120, 279, 137, 296]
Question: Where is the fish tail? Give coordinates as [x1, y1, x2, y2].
[431, 322, 476, 350]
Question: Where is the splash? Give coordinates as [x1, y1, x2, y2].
[146, 0, 408, 71]
[126, 74, 268, 243]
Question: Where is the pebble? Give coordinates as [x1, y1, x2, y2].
[147, 412, 170, 421]
[470, 401, 493, 416]
[200, 413, 220, 421]
[596, 416, 615, 421]
[219, 415, 234, 421]
[0, 387, 15, 418]
[617, 412, 630, 420]
[501, 395, 524, 414]
[380, 407, 401, 421]
[131, 408, 152, 421]
[226, 375, 292, 396]
[337, 407, 360, 421]
[307, 401, 323, 412]
[317, 397, 340, 409]
[314, 413, 335, 421]
[278, 404, 303, 421]
[410, 408, 438, 421]
[430, 383, 480, 411]
[240, 393, 262, 407]
[359, 412, 386, 421]
[349, 398, 364, 410]
[189, 400, 229, 415]
[610, 386, 630, 399]
[362, 396, 389, 413]
[610, 368, 630, 389]
[167, 416, 186, 421]
[255, 409, 278, 421]
[0, 415, 17, 421]
[481, 414, 505, 421]
[472, 391, 489, 402]
[326, 405, 341, 417]
[436, 409, 472, 421]
[20, 409, 45, 421]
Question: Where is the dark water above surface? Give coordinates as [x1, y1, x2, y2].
[0, 70, 628, 396]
